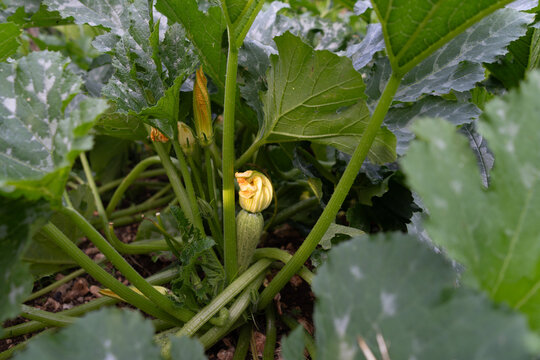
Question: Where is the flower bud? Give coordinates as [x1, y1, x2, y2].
[177, 122, 196, 155]
[150, 127, 168, 143]
[193, 67, 213, 146]
[235, 170, 273, 213]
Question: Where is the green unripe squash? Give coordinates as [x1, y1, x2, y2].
[236, 209, 264, 274]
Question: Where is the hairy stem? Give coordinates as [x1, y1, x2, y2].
[253, 248, 314, 285]
[40, 223, 177, 323]
[222, 38, 240, 283]
[257, 73, 402, 309]
[98, 168, 167, 194]
[263, 305, 277, 360]
[20, 305, 75, 327]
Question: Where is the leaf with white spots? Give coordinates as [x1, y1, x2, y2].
[13, 308, 162, 360]
[281, 327, 305, 360]
[401, 71, 540, 330]
[368, 8, 534, 102]
[258, 33, 396, 164]
[384, 96, 481, 155]
[313, 234, 535, 359]
[0, 197, 50, 337]
[0, 51, 108, 202]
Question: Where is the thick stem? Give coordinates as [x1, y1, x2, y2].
[40, 223, 177, 324]
[109, 192, 174, 220]
[232, 324, 252, 360]
[253, 248, 314, 285]
[263, 305, 277, 360]
[59, 207, 195, 323]
[20, 305, 75, 327]
[105, 156, 163, 215]
[222, 39, 240, 283]
[266, 196, 318, 229]
[3, 269, 178, 339]
[199, 274, 266, 349]
[235, 138, 262, 168]
[257, 73, 402, 310]
[153, 141, 194, 225]
[172, 141, 205, 233]
[187, 156, 206, 201]
[175, 259, 271, 337]
[205, 148, 218, 212]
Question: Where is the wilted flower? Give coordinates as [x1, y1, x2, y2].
[177, 122, 196, 155]
[235, 170, 273, 213]
[150, 127, 168, 143]
[193, 67, 213, 146]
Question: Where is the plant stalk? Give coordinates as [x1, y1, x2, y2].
[222, 38, 240, 283]
[40, 222, 178, 324]
[257, 73, 402, 309]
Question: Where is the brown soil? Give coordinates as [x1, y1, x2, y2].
[1, 222, 314, 360]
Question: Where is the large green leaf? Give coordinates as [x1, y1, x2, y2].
[384, 96, 481, 155]
[371, 0, 517, 75]
[0, 198, 50, 337]
[0, 22, 21, 61]
[155, 0, 227, 90]
[169, 336, 207, 360]
[401, 71, 540, 329]
[366, 7, 534, 103]
[0, 51, 108, 202]
[13, 308, 162, 360]
[313, 233, 535, 359]
[259, 32, 395, 164]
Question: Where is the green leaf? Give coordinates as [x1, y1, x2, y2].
[313, 233, 536, 359]
[0, 22, 21, 61]
[169, 336, 207, 360]
[401, 71, 540, 330]
[13, 308, 161, 360]
[371, 0, 519, 75]
[155, 0, 227, 90]
[384, 96, 481, 155]
[94, 112, 148, 141]
[320, 223, 364, 250]
[486, 27, 540, 88]
[367, 8, 534, 102]
[281, 326, 305, 360]
[260, 33, 396, 164]
[0, 198, 50, 336]
[0, 51, 108, 202]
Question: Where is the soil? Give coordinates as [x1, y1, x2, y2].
[1, 221, 314, 360]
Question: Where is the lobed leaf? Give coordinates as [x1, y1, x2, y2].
[0, 198, 50, 337]
[401, 71, 540, 329]
[371, 0, 519, 75]
[13, 308, 162, 360]
[0, 51, 108, 202]
[313, 233, 535, 359]
[260, 33, 396, 164]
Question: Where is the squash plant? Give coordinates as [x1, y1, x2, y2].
[1, 0, 540, 359]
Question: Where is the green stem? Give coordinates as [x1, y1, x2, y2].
[40, 222, 177, 324]
[175, 258, 271, 337]
[109, 193, 174, 220]
[98, 168, 167, 194]
[20, 305, 75, 327]
[223, 37, 240, 283]
[187, 156, 206, 201]
[153, 141, 194, 225]
[232, 324, 252, 360]
[205, 148, 218, 211]
[209, 143, 222, 170]
[59, 207, 195, 323]
[105, 156, 163, 215]
[263, 305, 277, 360]
[253, 248, 314, 285]
[257, 73, 402, 310]
[199, 274, 266, 349]
[172, 141, 205, 233]
[2, 268, 178, 340]
[80, 152, 113, 242]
